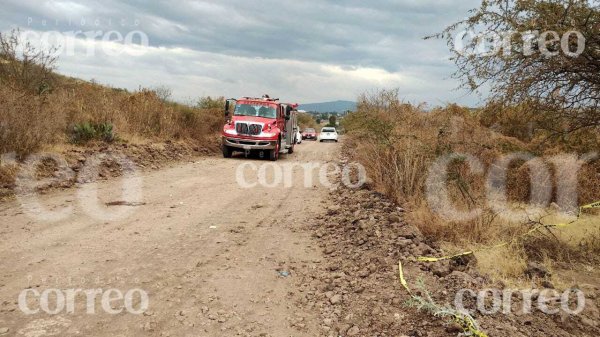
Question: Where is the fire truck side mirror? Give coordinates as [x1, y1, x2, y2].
[224, 100, 230, 117]
[285, 106, 292, 120]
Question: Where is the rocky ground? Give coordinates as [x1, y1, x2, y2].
[0, 139, 598, 337]
[294, 171, 600, 337]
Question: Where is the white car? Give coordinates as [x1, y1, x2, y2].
[296, 130, 302, 144]
[318, 127, 338, 142]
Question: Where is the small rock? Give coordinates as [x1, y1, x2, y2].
[446, 322, 462, 333]
[525, 262, 550, 279]
[581, 317, 598, 328]
[142, 322, 156, 332]
[0, 328, 9, 335]
[431, 261, 451, 278]
[388, 214, 401, 223]
[397, 239, 412, 248]
[327, 205, 341, 215]
[447, 271, 476, 284]
[330, 294, 342, 305]
[541, 280, 555, 289]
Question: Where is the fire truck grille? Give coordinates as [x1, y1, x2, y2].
[236, 123, 262, 136]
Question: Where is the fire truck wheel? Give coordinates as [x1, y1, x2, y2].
[222, 145, 233, 158]
[269, 140, 280, 161]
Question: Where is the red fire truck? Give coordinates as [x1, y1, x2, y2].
[221, 95, 299, 161]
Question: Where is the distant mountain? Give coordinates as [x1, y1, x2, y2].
[299, 100, 356, 113]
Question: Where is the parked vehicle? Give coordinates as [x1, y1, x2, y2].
[221, 95, 298, 161]
[296, 130, 302, 144]
[318, 127, 338, 142]
[302, 128, 317, 140]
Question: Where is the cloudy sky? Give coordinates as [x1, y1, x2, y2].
[1, 0, 484, 105]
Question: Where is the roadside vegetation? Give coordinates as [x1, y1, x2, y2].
[0, 30, 223, 189]
[297, 112, 319, 130]
[343, 89, 599, 286]
[429, 0, 600, 134]
[343, 0, 600, 286]
[0, 30, 223, 157]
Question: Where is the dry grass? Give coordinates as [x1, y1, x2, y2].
[0, 29, 223, 161]
[0, 78, 224, 196]
[0, 85, 63, 155]
[527, 214, 600, 262]
[0, 54, 223, 193]
[0, 77, 223, 157]
[466, 245, 529, 286]
[343, 89, 600, 285]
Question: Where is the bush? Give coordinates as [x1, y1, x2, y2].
[343, 89, 600, 280]
[0, 85, 62, 157]
[69, 122, 115, 144]
[298, 112, 318, 130]
[0, 29, 57, 94]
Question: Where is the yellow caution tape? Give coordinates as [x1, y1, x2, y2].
[398, 260, 411, 294]
[453, 314, 489, 337]
[404, 202, 597, 336]
[417, 251, 473, 263]
[418, 200, 600, 263]
[582, 201, 600, 209]
[398, 260, 488, 337]
[548, 200, 600, 228]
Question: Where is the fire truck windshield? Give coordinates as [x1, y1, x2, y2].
[234, 103, 277, 119]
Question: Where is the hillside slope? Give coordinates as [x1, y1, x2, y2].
[299, 100, 356, 113]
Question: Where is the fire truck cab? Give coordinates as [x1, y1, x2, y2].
[222, 95, 298, 161]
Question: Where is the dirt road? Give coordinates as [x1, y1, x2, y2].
[0, 140, 341, 337]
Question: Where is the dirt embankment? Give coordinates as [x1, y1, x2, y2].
[0, 139, 220, 200]
[294, 165, 600, 337]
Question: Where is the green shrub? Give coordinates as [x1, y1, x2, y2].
[95, 122, 115, 142]
[70, 122, 115, 144]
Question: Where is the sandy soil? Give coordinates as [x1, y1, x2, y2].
[0, 140, 340, 337]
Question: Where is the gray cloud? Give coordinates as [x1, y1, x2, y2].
[1, 0, 483, 105]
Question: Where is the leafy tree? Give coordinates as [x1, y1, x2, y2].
[152, 85, 172, 102]
[197, 96, 225, 109]
[431, 0, 600, 134]
[298, 112, 318, 130]
[328, 115, 337, 127]
[0, 29, 58, 94]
